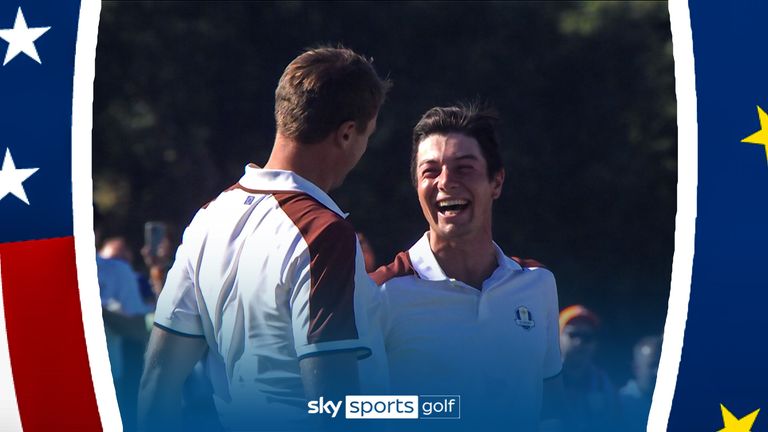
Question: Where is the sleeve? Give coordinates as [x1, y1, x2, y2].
[291, 219, 371, 360]
[542, 270, 563, 378]
[153, 217, 205, 338]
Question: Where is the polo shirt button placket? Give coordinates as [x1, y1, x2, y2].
[477, 294, 488, 320]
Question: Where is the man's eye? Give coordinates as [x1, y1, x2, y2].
[457, 166, 474, 173]
[421, 169, 438, 178]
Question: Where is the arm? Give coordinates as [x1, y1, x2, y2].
[299, 351, 361, 400]
[138, 326, 207, 432]
[289, 218, 370, 400]
[102, 308, 148, 342]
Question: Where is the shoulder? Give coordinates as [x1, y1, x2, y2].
[97, 256, 134, 279]
[198, 182, 241, 212]
[506, 256, 558, 298]
[618, 380, 642, 398]
[369, 251, 416, 286]
[510, 256, 555, 278]
[509, 256, 548, 270]
[269, 193, 356, 269]
[272, 191, 353, 240]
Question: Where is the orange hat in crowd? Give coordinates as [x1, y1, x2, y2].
[559, 304, 601, 332]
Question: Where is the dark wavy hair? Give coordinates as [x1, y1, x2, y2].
[411, 103, 502, 185]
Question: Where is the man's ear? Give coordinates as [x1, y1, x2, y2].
[491, 168, 505, 200]
[335, 120, 357, 149]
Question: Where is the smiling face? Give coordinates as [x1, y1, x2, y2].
[415, 133, 504, 242]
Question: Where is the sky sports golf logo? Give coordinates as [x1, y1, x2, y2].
[307, 395, 460, 419]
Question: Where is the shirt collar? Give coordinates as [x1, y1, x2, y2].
[408, 232, 522, 282]
[237, 164, 349, 218]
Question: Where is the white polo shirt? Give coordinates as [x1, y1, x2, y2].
[154, 165, 384, 428]
[371, 233, 562, 430]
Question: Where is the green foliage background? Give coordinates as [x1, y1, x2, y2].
[93, 1, 676, 382]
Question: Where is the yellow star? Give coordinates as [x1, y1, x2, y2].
[718, 404, 760, 432]
[742, 105, 768, 164]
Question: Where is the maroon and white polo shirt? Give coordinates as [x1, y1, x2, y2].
[154, 164, 382, 426]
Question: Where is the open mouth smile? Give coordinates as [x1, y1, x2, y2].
[436, 198, 470, 216]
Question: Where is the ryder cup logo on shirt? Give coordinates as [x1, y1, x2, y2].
[515, 306, 535, 330]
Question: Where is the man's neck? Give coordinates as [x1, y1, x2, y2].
[264, 134, 338, 192]
[429, 231, 498, 290]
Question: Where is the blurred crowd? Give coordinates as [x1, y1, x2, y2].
[95, 214, 219, 431]
[95, 218, 662, 432]
[559, 305, 662, 432]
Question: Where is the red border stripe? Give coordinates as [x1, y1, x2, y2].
[0, 236, 102, 431]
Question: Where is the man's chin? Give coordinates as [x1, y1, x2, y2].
[432, 224, 471, 241]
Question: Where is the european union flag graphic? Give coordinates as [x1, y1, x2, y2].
[660, 1, 768, 431]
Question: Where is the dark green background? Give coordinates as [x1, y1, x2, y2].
[93, 1, 676, 383]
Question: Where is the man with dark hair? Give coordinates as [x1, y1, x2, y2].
[372, 104, 564, 431]
[139, 46, 390, 431]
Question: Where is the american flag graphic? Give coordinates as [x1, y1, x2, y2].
[0, 1, 121, 430]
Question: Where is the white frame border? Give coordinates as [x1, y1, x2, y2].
[71, 0, 124, 430]
[648, 1, 698, 430]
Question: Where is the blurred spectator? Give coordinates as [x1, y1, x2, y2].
[357, 232, 378, 272]
[619, 335, 662, 432]
[559, 304, 619, 432]
[97, 254, 151, 375]
[138, 224, 221, 431]
[140, 233, 173, 300]
[100, 236, 155, 306]
[100, 236, 134, 262]
[95, 210, 152, 432]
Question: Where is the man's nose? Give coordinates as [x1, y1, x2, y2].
[437, 167, 458, 190]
